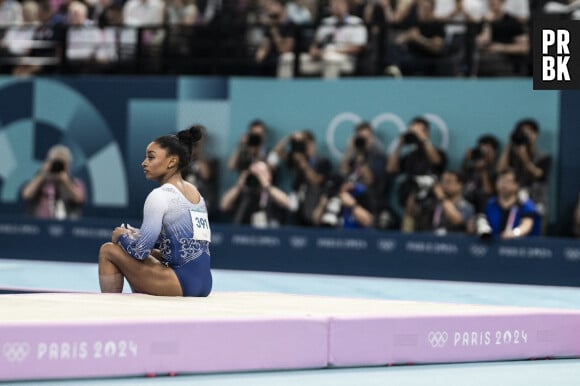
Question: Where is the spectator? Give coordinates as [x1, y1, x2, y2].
[268, 130, 333, 226]
[312, 173, 374, 228]
[21, 144, 86, 220]
[11, 0, 65, 76]
[372, 0, 416, 24]
[165, 0, 198, 25]
[181, 125, 219, 220]
[1, 0, 40, 60]
[122, 0, 164, 26]
[285, 0, 313, 24]
[297, 0, 368, 78]
[254, 0, 296, 77]
[122, 0, 165, 68]
[65, 1, 111, 71]
[483, 168, 541, 238]
[0, 0, 23, 26]
[427, 170, 475, 234]
[473, 0, 529, 76]
[386, 116, 447, 231]
[461, 134, 500, 213]
[339, 121, 387, 210]
[384, 0, 453, 77]
[227, 119, 270, 172]
[496, 119, 551, 222]
[220, 160, 290, 227]
[435, 0, 483, 21]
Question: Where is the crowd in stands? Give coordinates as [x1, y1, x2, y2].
[0, 0, 574, 76]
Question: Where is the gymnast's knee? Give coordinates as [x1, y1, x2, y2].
[98, 242, 116, 261]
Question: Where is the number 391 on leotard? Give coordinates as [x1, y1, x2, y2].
[189, 209, 211, 242]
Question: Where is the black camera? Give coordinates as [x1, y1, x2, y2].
[471, 147, 484, 161]
[354, 136, 367, 152]
[510, 129, 528, 146]
[320, 175, 344, 227]
[323, 174, 344, 198]
[50, 160, 65, 173]
[290, 138, 306, 154]
[247, 133, 263, 147]
[244, 173, 261, 190]
[402, 132, 419, 145]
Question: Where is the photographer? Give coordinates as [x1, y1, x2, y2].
[386, 116, 447, 231]
[427, 170, 475, 234]
[496, 119, 552, 222]
[312, 174, 374, 229]
[21, 144, 86, 220]
[227, 119, 269, 173]
[220, 161, 290, 227]
[461, 134, 499, 213]
[483, 168, 541, 238]
[254, 0, 296, 77]
[340, 122, 387, 209]
[268, 130, 332, 226]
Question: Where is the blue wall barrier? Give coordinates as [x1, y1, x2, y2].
[1, 216, 579, 287]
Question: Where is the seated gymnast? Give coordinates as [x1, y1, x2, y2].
[98, 125, 212, 297]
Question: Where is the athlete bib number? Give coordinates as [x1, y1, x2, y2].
[189, 209, 211, 242]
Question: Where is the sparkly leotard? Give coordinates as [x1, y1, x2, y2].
[117, 183, 212, 296]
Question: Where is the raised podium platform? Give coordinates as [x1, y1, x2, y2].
[2, 292, 580, 381]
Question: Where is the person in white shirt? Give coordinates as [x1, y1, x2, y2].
[292, 0, 368, 78]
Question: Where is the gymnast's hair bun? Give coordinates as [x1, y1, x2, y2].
[177, 125, 204, 149]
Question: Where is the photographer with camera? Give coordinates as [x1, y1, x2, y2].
[312, 173, 374, 229]
[427, 170, 475, 234]
[340, 122, 387, 212]
[386, 116, 447, 232]
[253, 0, 296, 77]
[267, 130, 332, 226]
[461, 134, 499, 213]
[227, 119, 270, 173]
[482, 168, 541, 238]
[220, 160, 290, 227]
[21, 144, 86, 220]
[496, 119, 552, 227]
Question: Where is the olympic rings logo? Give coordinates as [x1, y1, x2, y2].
[427, 331, 448, 348]
[470, 245, 489, 257]
[2, 342, 31, 362]
[325, 112, 450, 160]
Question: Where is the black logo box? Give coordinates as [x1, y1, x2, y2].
[533, 20, 580, 90]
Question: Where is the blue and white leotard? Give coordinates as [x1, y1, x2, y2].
[117, 183, 212, 297]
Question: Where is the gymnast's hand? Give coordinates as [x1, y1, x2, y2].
[112, 227, 127, 243]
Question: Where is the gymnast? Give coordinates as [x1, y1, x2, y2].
[98, 125, 212, 297]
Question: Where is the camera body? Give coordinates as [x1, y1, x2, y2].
[402, 132, 419, 145]
[320, 174, 345, 227]
[475, 213, 492, 239]
[354, 136, 367, 152]
[320, 196, 342, 227]
[50, 160, 65, 174]
[290, 138, 306, 154]
[247, 133, 263, 147]
[510, 128, 529, 146]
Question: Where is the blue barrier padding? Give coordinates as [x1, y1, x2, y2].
[1, 216, 579, 287]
